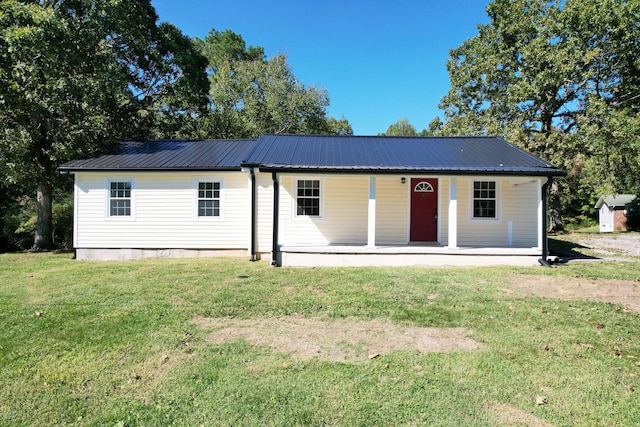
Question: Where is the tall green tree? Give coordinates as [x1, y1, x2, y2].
[326, 116, 353, 135]
[379, 118, 419, 136]
[195, 28, 346, 138]
[0, 0, 208, 249]
[379, 118, 438, 137]
[438, 0, 640, 230]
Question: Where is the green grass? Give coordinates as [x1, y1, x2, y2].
[1, 253, 640, 426]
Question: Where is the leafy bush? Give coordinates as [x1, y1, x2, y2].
[563, 214, 597, 231]
[624, 197, 640, 231]
[52, 198, 74, 250]
[1, 196, 35, 251]
[0, 194, 74, 251]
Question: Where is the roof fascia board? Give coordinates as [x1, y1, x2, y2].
[57, 167, 243, 173]
[254, 167, 565, 177]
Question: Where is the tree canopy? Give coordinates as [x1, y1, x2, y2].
[437, 0, 640, 229]
[379, 118, 418, 136]
[379, 118, 436, 136]
[0, 0, 209, 249]
[194, 28, 346, 139]
[0, 9, 351, 250]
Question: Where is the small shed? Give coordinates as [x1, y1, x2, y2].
[594, 194, 637, 232]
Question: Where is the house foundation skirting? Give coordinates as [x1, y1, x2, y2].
[74, 246, 540, 267]
[278, 245, 541, 267]
[75, 248, 251, 261]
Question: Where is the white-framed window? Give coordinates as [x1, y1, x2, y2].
[106, 178, 135, 220]
[193, 178, 224, 220]
[294, 178, 324, 218]
[470, 180, 501, 221]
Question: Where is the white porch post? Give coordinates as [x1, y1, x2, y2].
[448, 177, 458, 249]
[367, 177, 376, 247]
[537, 178, 543, 250]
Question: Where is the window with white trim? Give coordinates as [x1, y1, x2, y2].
[196, 180, 221, 217]
[296, 179, 321, 217]
[108, 180, 133, 217]
[472, 181, 497, 218]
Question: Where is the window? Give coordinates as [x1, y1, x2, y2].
[472, 181, 497, 218]
[296, 179, 321, 217]
[198, 182, 220, 217]
[414, 181, 434, 192]
[108, 180, 132, 217]
[193, 178, 223, 220]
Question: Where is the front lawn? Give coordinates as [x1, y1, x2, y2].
[1, 253, 639, 426]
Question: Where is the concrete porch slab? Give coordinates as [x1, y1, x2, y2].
[279, 244, 542, 267]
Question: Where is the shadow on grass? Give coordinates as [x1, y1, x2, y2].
[549, 236, 599, 261]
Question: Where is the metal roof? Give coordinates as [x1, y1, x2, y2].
[594, 194, 637, 209]
[58, 135, 565, 176]
[243, 135, 565, 176]
[58, 139, 258, 172]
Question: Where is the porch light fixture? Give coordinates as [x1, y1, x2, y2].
[401, 177, 406, 184]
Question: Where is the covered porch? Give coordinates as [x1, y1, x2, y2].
[270, 174, 546, 267]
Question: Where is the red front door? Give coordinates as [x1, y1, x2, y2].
[410, 178, 438, 241]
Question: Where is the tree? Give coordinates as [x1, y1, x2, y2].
[326, 116, 353, 135]
[0, 0, 209, 249]
[195, 28, 343, 138]
[437, 0, 640, 231]
[624, 197, 640, 231]
[380, 117, 438, 137]
[379, 118, 418, 136]
[199, 28, 265, 69]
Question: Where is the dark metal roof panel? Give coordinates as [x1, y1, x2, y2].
[59, 135, 565, 176]
[244, 135, 565, 176]
[59, 139, 258, 171]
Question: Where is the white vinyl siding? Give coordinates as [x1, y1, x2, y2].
[375, 176, 409, 244]
[75, 172, 248, 249]
[455, 178, 538, 247]
[503, 180, 539, 247]
[280, 175, 368, 245]
[75, 171, 542, 253]
[255, 172, 274, 253]
[599, 206, 614, 232]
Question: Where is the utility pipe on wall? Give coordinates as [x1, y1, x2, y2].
[271, 172, 280, 266]
[249, 168, 256, 261]
[538, 177, 552, 267]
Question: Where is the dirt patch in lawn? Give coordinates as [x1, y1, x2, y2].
[504, 274, 640, 312]
[490, 403, 554, 427]
[194, 316, 482, 363]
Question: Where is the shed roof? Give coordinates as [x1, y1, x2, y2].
[243, 135, 565, 176]
[594, 194, 637, 209]
[58, 139, 258, 172]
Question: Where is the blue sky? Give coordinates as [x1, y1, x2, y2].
[151, 0, 490, 135]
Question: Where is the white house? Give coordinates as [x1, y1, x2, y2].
[59, 135, 565, 267]
[594, 194, 637, 232]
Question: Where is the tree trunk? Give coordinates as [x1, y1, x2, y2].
[548, 178, 564, 233]
[33, 181, 54, 250]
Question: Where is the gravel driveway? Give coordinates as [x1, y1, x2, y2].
[577, 234, 640, 257]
